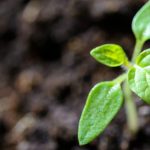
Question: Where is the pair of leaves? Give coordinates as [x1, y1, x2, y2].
[78, 44, 125, 145]
[128, 49, 150, 104]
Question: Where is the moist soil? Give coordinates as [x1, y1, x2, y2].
[0, 0, 149, 150]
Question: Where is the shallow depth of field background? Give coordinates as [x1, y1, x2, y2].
[0, 0, 149, 150]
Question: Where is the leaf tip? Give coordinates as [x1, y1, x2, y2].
[90, 48, 95, 57]
[78, 140, 85, 146]
[78, 126, 90, 146]
[78, 136, 89, 146]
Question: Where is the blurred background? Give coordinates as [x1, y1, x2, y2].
[0, 0, 150, 150]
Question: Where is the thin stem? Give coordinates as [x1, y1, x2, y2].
[131, 39, 144, 62]
[113, 73, 127, 84]
[124, 60, 132, 69]
[122, 58, 133, 71]
[123, 80, 139, 134]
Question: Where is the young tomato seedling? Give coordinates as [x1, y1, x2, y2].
[78, 1, 150, 146]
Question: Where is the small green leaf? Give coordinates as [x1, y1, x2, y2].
[90, 44, 127, 67]
[136, 49, 150, 67]
[128, 66, 150, 104]
[128, 50, 150, 104]
[78, 81, 123, 145]
[132, 1, 150, 42]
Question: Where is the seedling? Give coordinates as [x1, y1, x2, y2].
[78, 1, 150, 146]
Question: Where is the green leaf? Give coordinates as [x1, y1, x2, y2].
[128, 49, 150, 104]
[136, 49, 150, 67]
[128, 66, 150, 104]
[132, 1, 150, 42]
[78, 81, 123, 145]
[90, 44, 127, 67]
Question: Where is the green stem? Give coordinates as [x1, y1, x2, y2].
[131, 39, 144, 62]
[113, 73, 127, 84]
[126, 39, 145, 133]
[123, 80, 139, 134]
[122, 58, 133, 71]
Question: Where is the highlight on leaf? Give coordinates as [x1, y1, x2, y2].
[90, 44, 128, 67]
[136, 49, 150, 67]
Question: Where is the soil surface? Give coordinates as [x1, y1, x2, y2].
[0, 0, 149, 150]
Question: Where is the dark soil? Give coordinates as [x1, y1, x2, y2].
[0, 0, 149, 150]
